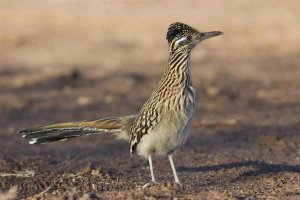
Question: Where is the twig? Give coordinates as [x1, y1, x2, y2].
[59, 172, 85, 181]
[0, 170, 35, 178]
[34, 186, 51, 198]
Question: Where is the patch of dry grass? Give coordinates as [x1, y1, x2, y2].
[0, 187, 17, 200]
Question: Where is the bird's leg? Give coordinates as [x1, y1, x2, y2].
[148, 155, 156, 182]
[142, 156, 157, 188]
[168, 154, 180, 184]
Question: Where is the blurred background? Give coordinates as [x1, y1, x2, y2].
[0, 0, 300, 199]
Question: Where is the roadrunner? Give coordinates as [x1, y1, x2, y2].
[21, 22, 223, 187]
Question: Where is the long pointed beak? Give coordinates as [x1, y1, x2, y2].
[200, 31, 223, 41]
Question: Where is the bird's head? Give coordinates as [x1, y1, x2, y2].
[166, 22, 223, 53]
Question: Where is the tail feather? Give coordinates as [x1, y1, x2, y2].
[20, 116, 136, 144]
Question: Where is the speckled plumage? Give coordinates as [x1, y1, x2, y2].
[129, 49, 195, 157]
[21, 22, 223, 186]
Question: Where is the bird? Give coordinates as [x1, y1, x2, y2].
[20, 22, 223, 187]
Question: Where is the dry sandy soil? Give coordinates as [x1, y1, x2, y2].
[1, 0, 300, 199]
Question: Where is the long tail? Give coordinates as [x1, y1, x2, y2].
[20, 116, 136, 144]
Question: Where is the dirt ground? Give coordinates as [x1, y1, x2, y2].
[1, 0, 300, 199]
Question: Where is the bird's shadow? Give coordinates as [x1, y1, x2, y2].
[178, 160, 300, 180]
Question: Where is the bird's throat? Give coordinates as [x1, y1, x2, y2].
[165, 51, 191, 83]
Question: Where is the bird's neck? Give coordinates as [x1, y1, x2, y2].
[164, 50, 192, 83]
[153, 50, 193, 99]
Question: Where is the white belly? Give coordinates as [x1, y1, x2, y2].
[136, 101, 194, 158]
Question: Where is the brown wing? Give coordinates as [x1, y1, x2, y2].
[129, 104, 162, 154]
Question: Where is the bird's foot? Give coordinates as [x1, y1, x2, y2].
[165, 181, 182, 188]
[142, 181, 158, 188]
[175, 181, 182, 187]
